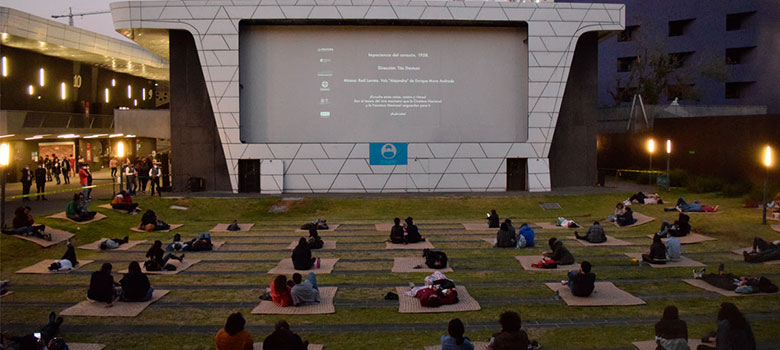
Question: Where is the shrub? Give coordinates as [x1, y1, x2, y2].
[721, 182, 752, 197]
[686, 175, 723, 193]
[668, 169, 688, 188]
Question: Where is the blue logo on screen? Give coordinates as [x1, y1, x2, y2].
[369, 143, 407, 165]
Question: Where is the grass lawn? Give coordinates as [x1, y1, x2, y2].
[1, 188, 779, 349]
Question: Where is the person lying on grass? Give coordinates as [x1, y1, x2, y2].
[99, 236, 130, 250]
[138, 209, 171, 232]
[665, 198, 720, 213]
[743, 237, 780, 263]
[48, 241, 79, 271]
[405, 271, 459, 307]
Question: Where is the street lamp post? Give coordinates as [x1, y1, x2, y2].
[647, 139, 655, 185]
[666, 140, 672, 190]
[762, 145, 773, 225]
[0, 143, 9, 229]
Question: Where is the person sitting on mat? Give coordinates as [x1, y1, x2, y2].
[542, 238, 575, 266]
[696, 303, 755, 350]
[642, 234, 668, 264]
[119, 261, 154, 302]
[87, 263, 121, 306]
[2, 206, 49, 240]
[504, 219, 516, 237]
[615, 204, 636, 226]
[657, 213, 691, 238]
[291, 237, 316, 270]
[608, 202, 626, 222]
[263, 320, 309, 350]
[389, 217, 405, 244]
[99, 236, 130, 250]
[307, 229, 324, 249]
[145, 240, 184, 271]
[48, 241, 79, 271]
[743, 237, 780, 263]
[486, 209, 500, 228]
[406, 271, 458, 307]
[495, 222, 516, 248]
[574, 221, 607, 243]
[517, 223, 535, 248]
[562, 261, 596, 297]
[654, 305, 688, 350]
[487, 311, 530, 350]
[138, 209, 171, 232]
[110, 191, 139, 214]
[215, 312, 253, 350]
[65, 193, 96, 222]
[226, 220, 241, 231]
[404, 217, 425, 244]
[665, 198, 720, 213]
[290, 272, 320, 306]
[666, 236, 682, 262]
[440, 318, 474, 350]
[270, 275, 294, 307]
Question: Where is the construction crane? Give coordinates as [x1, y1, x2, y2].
[52, 7, 110, 27]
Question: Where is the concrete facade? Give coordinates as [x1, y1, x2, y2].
[111, 0, 624, 193]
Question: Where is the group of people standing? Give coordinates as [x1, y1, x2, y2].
[113, 157, 163, 197]
[19, 154, 75, 201]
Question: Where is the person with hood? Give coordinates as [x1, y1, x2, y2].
[291, 237, 315, 270]
[404, 217, 425, 244]
[654, 305, 688, 350]
[389, 217, 405, 244]
[574, 221, 607, 243]
[495, 222, 516, 248]
[487, 311, 530, 350]
[543, 238, 575, 265]
[262, 320, 308, 350]
[516, 223, 535, 248]
[486, 210, 500, 228]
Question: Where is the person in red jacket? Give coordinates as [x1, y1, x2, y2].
[269, 275, 294, 307]
[78, 164, 90, 199]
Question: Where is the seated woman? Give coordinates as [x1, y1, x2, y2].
[270, 275, 294, 307]
[2, 206, 49, 240]
[389, 217, 404, 244]
[215, 312, 254, 350]
[495, 222, 516, 248]
[488, 311, 530, 350]
[291, 237, 316, 270]
[405, 271, 458, 307]
[307, 229, 324, 249]
[226, 219, 241, 231]
[654, 305, 688, 350]
[615, 205, 636, 226]
[404, 217, 425, 244]
[48, 242, 79, 271]
[486, 209, 500, 228]
[657, 213, 691, 237]
[119, 261, 154, 302]
[145, 240, 184, 271]
[87, 263, 120, 306]
[110, 191, 139, 213]
[65, 193, 96, 222]
[666, 198, 720, 213]
[629, 192, 663, 204]
[609, 202, 626, 222]
[743, 237, 780, 263]
[696, 303, 755, 350]
[99, 236, 130, 250]
[642, 234, 667, 264]
[517, 223, 535, 248]
[440, 318, 474, 350]
[534, 238, 575, 268]
[138, 210, 171, 232]
[574, 221, 606, 243]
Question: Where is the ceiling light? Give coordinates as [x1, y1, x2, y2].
[109, 134, 124, 138]
[57, 134, 80, 139]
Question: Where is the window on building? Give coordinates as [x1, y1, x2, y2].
[618, 25, 639, 42]
[668, 19, 694, 37]
[617, 56, 639, 72]
[668, 52, 694, 68]
[726, 12, 755, 31]
[724, 82, 754, 99]
[725, 47, 755, 65]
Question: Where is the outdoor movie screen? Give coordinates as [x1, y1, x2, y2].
[239, 24, 528, 143]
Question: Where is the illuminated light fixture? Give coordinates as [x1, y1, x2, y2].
[108, 133, 124, 138]
[1, 33, 7, 40]
[1, 56, 7, 77]
[39, 68, 45, 86]
[647, 139, 655, 154]
[39, 41, 45, 47]
[133, 99, 138, 106]
[60, 82, 67, 100]
[104, 88, 110, 103]
[57, 134, 80, 139]
[666, 140, 671, 154]
[142, 88, 146, 100]
[0, 134, 14, 138]
[125, 134, 136, 138]
[765, 145, 773, 168]
[27, 85, 34, 95]
[117, 141, 125, 157]
[83, 134, 108, 139]
[127, 85, 132, 98]
[0, 143, 9, 166]
[111, 78, 116, 87]
[24, 136, 43, 140]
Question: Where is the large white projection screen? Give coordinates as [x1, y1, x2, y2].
[239, 24, 528, 143]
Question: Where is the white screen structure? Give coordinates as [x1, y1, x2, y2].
[239, 25, 528, 143]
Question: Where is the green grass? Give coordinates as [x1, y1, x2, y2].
[1, 189, 779, 349]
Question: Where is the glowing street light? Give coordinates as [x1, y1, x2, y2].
[647, 139, 655, 185]
[665, 140, 672, 190]
[0, 142, 9, 229]
[762, 145, 773, 225]
[117, 141, 125, 158]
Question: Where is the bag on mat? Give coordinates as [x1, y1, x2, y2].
[308, 238, 324, 249]
[423, 249, 448, 269]
[531, 259, 558, 269]
[144, 260, 161, 271]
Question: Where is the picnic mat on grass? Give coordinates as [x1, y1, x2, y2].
[534, 222, 574, 230]
[425, 342, 489, 350]
[47, 212, 107, 224]
[646, 233, 716, 245]
[545, 282, 645, 306]
[683, 279, 777, 297]
[251, 287, 337, 315]
[16, 259, 95, 274]
[130, 224, 183, 233]
[267, 258, 339, 275]
[286, 240, 336, 250]
[96, 204, 140, 212]
[10, 229, 73, 248]
[254, 344, 323, 350]
[624, 253, 705, 268]
[515, 256, 575, 272]
[375, 223, 393, 231]
[729, 247, 780, 265]
[609, 212, 655, 228]
[685, 210, 723, 214]
[78, 239, 146, 251]
[392, 257, 453, 273]
[60, 289, 169, 317]
[118, 259, 201, 275]
[632, 340, 702, 350]
[210, 223, 255, 232]
[565, 235, 634, 247]
[462, 223, 494, 231]
[396, 286, 481, 313]
[0, 291, 13, 298]
[385, 241, 435, 250]
[296, 224, 340, 232]
[68, 343, 107, 350]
